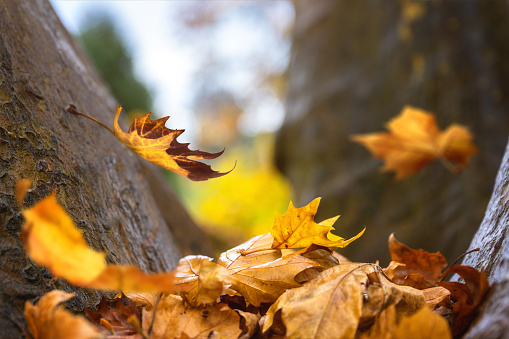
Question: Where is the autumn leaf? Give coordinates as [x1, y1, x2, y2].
[270, 198, 364, 249]
[263, 263, 426, 339]
[24, 290, 101, 339]
[218, 233, 326, 306]
[19, 186, 180, 293]
[85, 293, 141, 336]
[438, 265, 489, 336]
[67, 104, 230, 181]
[352, 106, 478, 179]
[174, 255, 231, 306]
[384, 233, 447, 288]
[141, 294, 242, 339]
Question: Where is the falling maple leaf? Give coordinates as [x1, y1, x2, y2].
[24, 290, 101, 339]
[270, 198, 365, 249]
[18, 182, 181, 293]
[352, 106, 478, 179]
[67, 104, 230, 181]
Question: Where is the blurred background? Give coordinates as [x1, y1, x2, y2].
[50, 0, 509, 264]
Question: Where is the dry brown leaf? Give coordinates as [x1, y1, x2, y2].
[20, 189, 180, 293]
[270, 198, 364, 249]
[67, 104, 229, 181]
[385, 233, 447, 288]
[352, 106, 477, 179]
[220, 248, 324, 307]
[174, 255, 231, 306]
[263, 263, 426, 339]
[24, 290, 101, 339]
[438, 265, 489, 336]
[142, 294, 242, 339]
[422, 286, 452, 310]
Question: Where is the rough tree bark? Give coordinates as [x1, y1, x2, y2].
[276, 0, 509, 263]
[460, 140, 509, 338]
[0, 0, 212, 337]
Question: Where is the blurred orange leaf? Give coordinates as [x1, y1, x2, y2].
[270, 198, 364, 249]
[352, 106, 478, 179]
[392, 306, 452, 339]
[19, 188, 179, 293]
[24, 290, 100, 339]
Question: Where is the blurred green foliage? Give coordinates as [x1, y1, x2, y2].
[79, 17, 153, 112]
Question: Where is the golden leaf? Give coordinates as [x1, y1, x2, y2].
[352, 106, 478, 179]
[20, 190, 179, 293]
[270, 198, 364, 249]
[24, 290, 101, 339]
[142, 294, 242, 339]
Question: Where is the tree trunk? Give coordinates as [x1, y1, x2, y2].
[276, 0, 509, 264]
[0, 1, 210, 337]
[459, 139, 509, 338]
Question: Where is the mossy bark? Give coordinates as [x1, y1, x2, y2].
[0, 1, 211, 337]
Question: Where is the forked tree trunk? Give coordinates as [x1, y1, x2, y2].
[0, 1, 212, 337]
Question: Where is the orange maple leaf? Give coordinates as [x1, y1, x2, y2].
[67, 104, 230, 181]
[352, 106, 478, 179]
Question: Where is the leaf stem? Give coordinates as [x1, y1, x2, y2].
[148, 292, 162, 335]
[66, 105, 115, 135]
[439, 247, 480, 280]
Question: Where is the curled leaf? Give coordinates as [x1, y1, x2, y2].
[270, 198, 364, 249]
[352, 106, 478, 179]
[385, 233, 447, 288]
[438, 265, 489, 336]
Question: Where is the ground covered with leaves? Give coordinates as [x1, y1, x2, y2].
[19, 183, 487, 339]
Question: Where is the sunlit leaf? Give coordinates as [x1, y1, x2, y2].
[270, 198, 364, 249]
